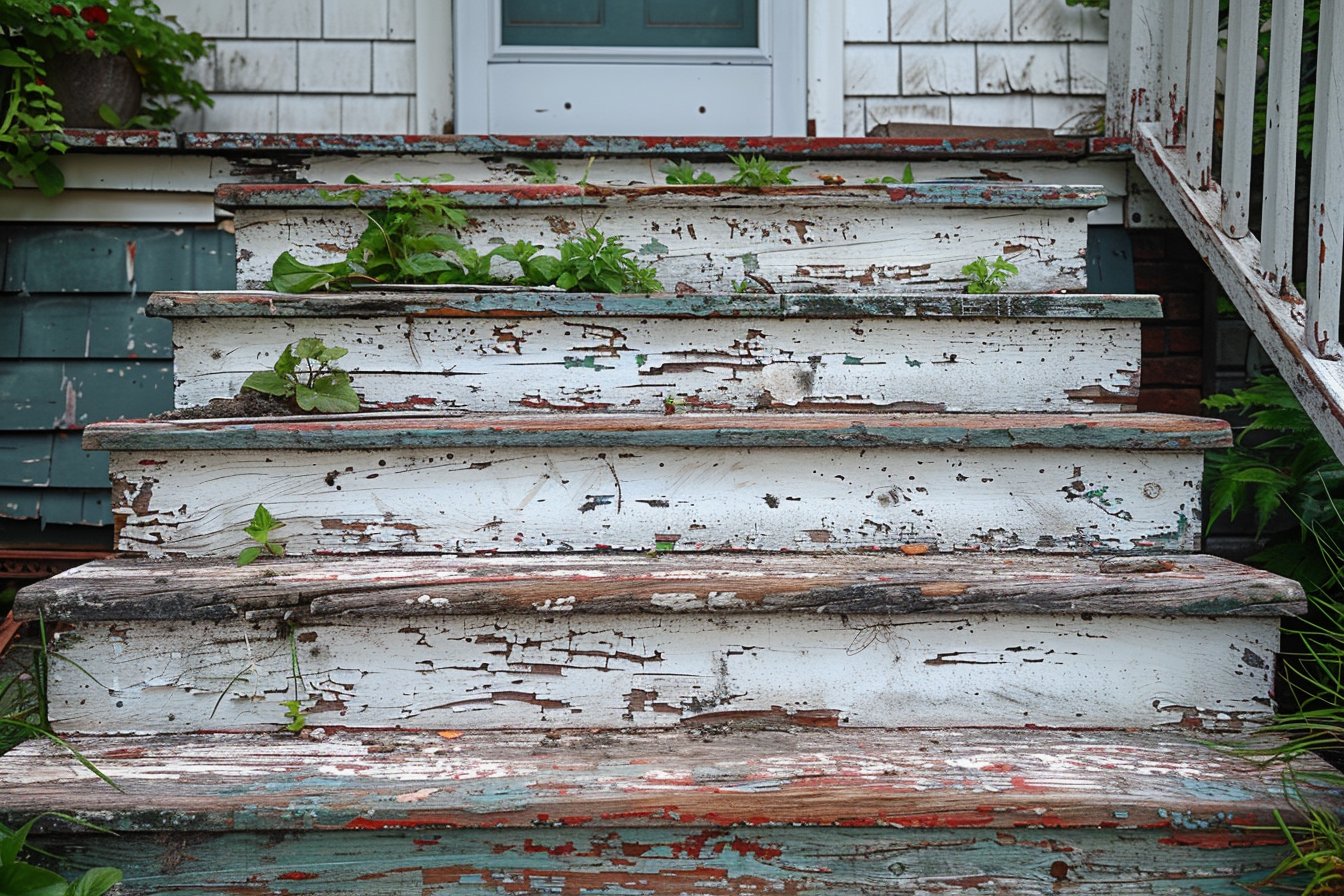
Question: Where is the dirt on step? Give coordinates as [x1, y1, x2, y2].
[152, 391, 297, 420]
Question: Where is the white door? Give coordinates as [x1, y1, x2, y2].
[454, 0, 806, 135]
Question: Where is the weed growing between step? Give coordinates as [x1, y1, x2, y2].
[268, 176, 662, 294]
[236, 504, 285, 567]
[962, 256, 1020, 294]
[1203, 374, 1344, 893]
[242, 338, 361, 413]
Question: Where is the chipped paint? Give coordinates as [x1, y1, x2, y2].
[169, 316, 1149, 413]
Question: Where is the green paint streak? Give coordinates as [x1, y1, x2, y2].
[635, 354, 648, 368]
[639, 238, 669, 256]
[843, 355, 863, 366]
[740, 253, 759, 273]
[562, 356, 612, 370]
[904, 356, 921, 367]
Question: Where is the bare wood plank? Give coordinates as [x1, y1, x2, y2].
[35, 826, 1300, 895]
[3, 729, 1334, 830]
[147, 290, 1166, 320]
[230, 203, 1093, 293]
[82, 413, 1233, 452]
[1220, 0, 1260, 235]
[15, 554, 1305, 622]
[1307, 0, 1344, 359]
[1260, 0, 1305, 284]
[169, 316, 1146, 414]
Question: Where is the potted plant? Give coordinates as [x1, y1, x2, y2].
[0, 0, 211, 196]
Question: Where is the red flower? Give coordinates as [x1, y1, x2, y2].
[49, 4, 72, 16]
[85, 26, 96, 38]
[79, 5, 108, 23]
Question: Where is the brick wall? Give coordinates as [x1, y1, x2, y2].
[1132, 229, 1207, 417]
[842, 0, 1109, 136]
[158, 0, 417, 133]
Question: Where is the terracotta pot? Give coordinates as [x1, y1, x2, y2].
[43, 51, 142, 128]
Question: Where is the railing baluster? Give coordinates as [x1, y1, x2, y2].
[1185, 0, 1219, 188]
[1308, 0, 1344, 358]
[1220, 0, 1259, 233]
[1161, 0, 1193, 145]
[1260, 0, 1304, 286]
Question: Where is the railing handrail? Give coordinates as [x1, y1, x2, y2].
[1110, 0, 1344, 463]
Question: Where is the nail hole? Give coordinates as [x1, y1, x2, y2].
[564, 102, 572, 110]
[698, 105, 706, 114]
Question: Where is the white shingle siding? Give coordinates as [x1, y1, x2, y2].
[844, 0, 1109, 136]
[161, 0, 1106, 137]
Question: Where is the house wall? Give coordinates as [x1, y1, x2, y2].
[155, 0, 1108, 136]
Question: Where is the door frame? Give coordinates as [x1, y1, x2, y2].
[451, 0, 808, 135]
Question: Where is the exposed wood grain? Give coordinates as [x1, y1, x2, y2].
[169, 316, 1146, 413]
[38, 826, 1298, 895]
[39, 610, 1279, 732]
[147, 290, 1165, 320]
[16, 554, 1305, 622]
[231, 201, 1092, 292]
[83, 413, 1233, 451]
[3, 728, 1334, 831]
[97, 441, 1209, 556]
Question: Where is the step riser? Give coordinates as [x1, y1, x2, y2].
[172, 317, 1143, 413]
[46, 613, 1277, 733]
[39, 827, 1287, 895]
[233, 204, 1089, 292]
[107, 446, 1204, 556]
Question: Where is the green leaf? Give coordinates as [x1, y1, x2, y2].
[343, 174, 370, 184]
[317, 346, 349, 364]
[252, 504, 275, 532]
[30, 161, 65, 199]
[241, 370, 292, 397]
[0, 818, 35, 866]
[294, 337, 325, 360]
[901, 162, 915, 184]
[269, 252, 347, 293]
[68, 867, 123, 896]
[274, 344, 299, 378]
[0, 862, 67, 896]
[97, 104, 123, 128]
[295, 378, 361, 413]
[267, 541, 286, 557]
[0, 49, 25, 68]
[236, 546, 262, 567]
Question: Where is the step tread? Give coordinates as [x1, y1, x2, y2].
[16, 553, 1305, 622]
[179, 133, 1113, 158]
[216, 182, 1108, 210]
[1, 728, 1334, 832]
[82, 412, 1233, 451]
[15, 550, 1306, 620]
[148, 290, 1165, 320]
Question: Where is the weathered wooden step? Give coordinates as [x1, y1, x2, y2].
[154, 291, 1160, 414]
[86, 413, 1227, 557]
[18, 553, 1298, 733]
[219, 183, 1103, 293]
[3, 728, 1337, 894]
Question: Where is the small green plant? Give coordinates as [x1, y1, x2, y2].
[280, 627, 306, 733]
[864, 163, 915, 185]
[242, 338, 360, 413]
[961, 256, 1019, 294]
[724, 154, 797, 187]
[509, 228, 662, 293]
[523, 158, 558, 184]
[236, 504, 285, 567]
[0, 815, 121, 896]
[661, 160, 716, 185]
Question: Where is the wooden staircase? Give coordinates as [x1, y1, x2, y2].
[2, 148, 1338, 893]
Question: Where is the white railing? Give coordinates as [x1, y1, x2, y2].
[1110, 0, 1344, 461]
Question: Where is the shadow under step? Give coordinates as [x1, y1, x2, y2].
[219, 182, 1103, 293]
[1, 727, 1338, 894]
[153, 290, 1161, 414]
[85, 413, 1228, 557]
[16, 553, 1300, 733]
